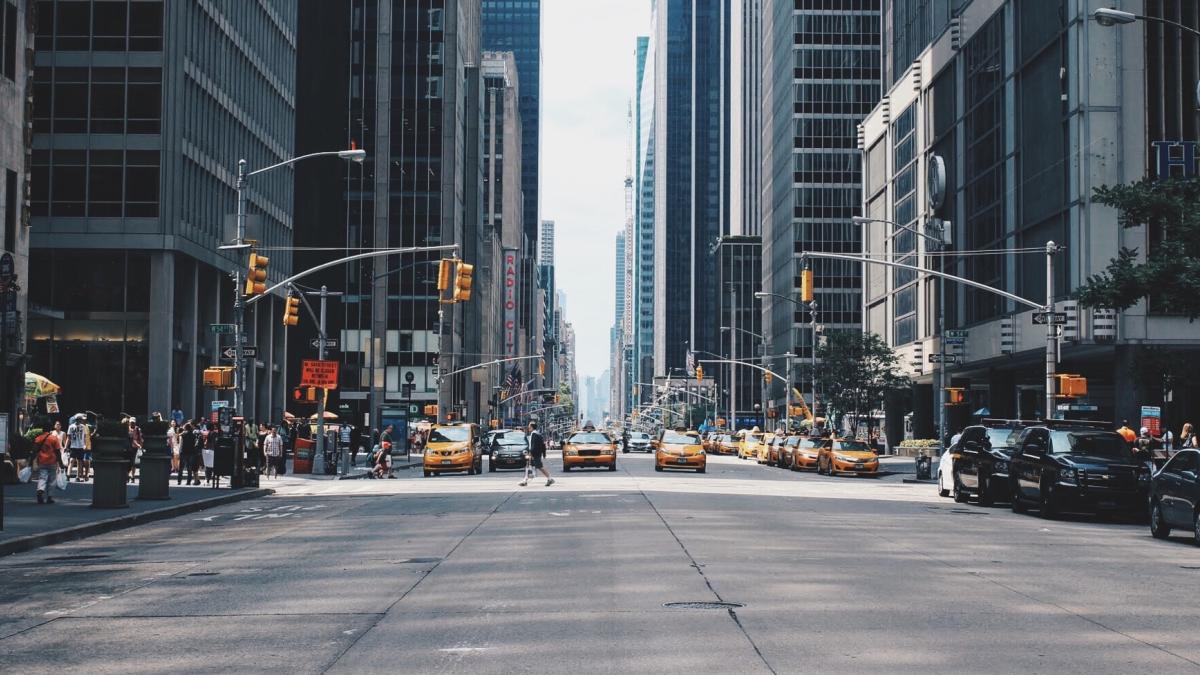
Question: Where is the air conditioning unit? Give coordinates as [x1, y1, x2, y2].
[1000, 316, 1015, 355]
[1092, 308, 1117, 342]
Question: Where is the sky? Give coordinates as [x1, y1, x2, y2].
[541, 0, 649, 382]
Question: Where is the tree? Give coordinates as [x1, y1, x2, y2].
[806, 331, 910, 431]
[1077, 177, 1200, 318]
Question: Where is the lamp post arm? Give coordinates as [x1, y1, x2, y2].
[246, 150, 362, 178]
[698, 359, 788, 383]
[756, 291, 802, 307]
[1138, 13, 1200, 38]
[440, 354, 542, 382]
[800, 251, 1044, 310]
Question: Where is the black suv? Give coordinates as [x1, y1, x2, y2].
[1008, 423, 1151, 519]
[951, 419, 1028, 505]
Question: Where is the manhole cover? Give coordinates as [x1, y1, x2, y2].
[664, 601, 744, 610]
[187, 572, 219, 577]
[394, 557, 441, 564]
[45, 554, 110, 561]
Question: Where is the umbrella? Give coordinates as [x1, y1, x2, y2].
[309, 411, 338, 421]
[24, 372, 61, 399]
[282, 411, 296, 421]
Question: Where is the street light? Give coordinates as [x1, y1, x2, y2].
[1093, 7, 1200, 36]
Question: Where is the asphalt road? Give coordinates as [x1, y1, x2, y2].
[2, 451, 1199, 674]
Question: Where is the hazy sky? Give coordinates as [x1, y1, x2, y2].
[541, 0, 649, 381]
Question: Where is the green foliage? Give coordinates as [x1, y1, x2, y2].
[806, 331, 910, 428]
[1077, 177, 1200, 319]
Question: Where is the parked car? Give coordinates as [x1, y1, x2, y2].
[756, 433, 777, 464]
[1008, 425, 1150, 519]
[817, 438, 880, 476]
[767, 434, 786, 467]
[950, 420, 1028, 505]
[789, 436, 824, 471]
[1149, 448, 1200, 545]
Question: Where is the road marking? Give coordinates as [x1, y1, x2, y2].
[439, 647, 491, 653]
[549, 511, 570, 517]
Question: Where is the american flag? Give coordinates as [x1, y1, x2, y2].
[504, 366, 524, 397]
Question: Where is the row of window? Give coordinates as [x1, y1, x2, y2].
[33, 65, 162, 134]
[34, 0, 163, 52]
[31, 149, 159, 218]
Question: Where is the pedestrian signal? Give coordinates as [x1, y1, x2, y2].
[453, 262, 475, 302]
[423, 404, 438, 417]
[291, 386, 318, 402]
[696, 365, 703, 382]
[764, 371, 773, 384]
[945, 387, 966, 405]
[1056, 374, 1088, 398]
[203, 366, 235, 389]
[283, 295, 301, 326]
[244, 251, 269, 296]
[539, 358, 546, 376]
[437, 259, 453, 292]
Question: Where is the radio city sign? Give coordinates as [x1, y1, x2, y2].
[503, 248, 518, 356]
[1153, 141, 1200, 178]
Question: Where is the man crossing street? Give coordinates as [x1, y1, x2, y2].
[520, 421, 554, 487]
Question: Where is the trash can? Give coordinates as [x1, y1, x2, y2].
[914, 451, 933, 481]
[91, 435, 130, 509]
[137, 433, 171, 501]
[293, 437, 314, 474]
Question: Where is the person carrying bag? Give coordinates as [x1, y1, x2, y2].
[32, 428, 66, 504]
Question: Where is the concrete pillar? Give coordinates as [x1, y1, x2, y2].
[1112, 344, 1139, 424]
[180, 258, 199, 416]
[147, 252, 175, 416]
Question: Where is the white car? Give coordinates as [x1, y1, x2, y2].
[625, 432, 652, 453]
[936, 434, 962, 498]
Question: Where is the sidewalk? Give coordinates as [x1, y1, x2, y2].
[1, 478, 272, 557]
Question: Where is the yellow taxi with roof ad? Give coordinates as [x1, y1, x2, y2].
[737, 430, 764, 460]
[561, 430, 618, 471]
[654, 429, 706, 473]
[817, 438, 880, 476]
[422, 423, 482, 476]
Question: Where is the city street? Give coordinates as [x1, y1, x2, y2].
[2, 453, 1198, 674]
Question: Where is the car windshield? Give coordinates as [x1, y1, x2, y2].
[798, 439, 821, 449]
[569, 433, 610, 444]
[497, 432, 527, 446]
[1049, 431, 1128, 459]
[429, 427, 470, 443]
[743, 433, 762, 442]
[662, 432, 700, 445]
[986, 428, 1020, 448]
[836, 440, 872, 452]
[633, 433, 650, 441]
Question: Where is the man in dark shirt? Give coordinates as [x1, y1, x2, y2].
[520, 421, 555, 487]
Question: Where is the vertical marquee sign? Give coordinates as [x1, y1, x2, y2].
[503, 248, 519, 357]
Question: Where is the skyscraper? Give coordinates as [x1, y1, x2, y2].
[539, 219, 555, 266]
[633, 33, 654, 402]
[31, 0, 297, 419]
[761, 0, 881, 414]
[1, 0, 31, 425]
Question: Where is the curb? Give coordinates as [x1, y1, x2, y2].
[901, 478, 938, 484]
[337, 460, 423, 479]
[0, 488, 274, 558]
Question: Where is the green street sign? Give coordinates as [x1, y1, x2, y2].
[210, 323, 236, 335]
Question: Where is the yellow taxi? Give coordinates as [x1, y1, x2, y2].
[716, 434, 739, 455]
[817, 438, 880, 476]
[561, 429, 618, 471]
[654, 429, 706, 473]
[789, 436, 825, 471]
[756, 432, 776, 464]
[423, 423, 481, 476]
[737, 431, 764, 460]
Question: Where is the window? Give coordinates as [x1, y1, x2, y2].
[2, 0, 15, 81]
[91, 0, 127, 51]
[87, 150, 123, 216]
[4, 169, 15, 252]
[54, 1, 90, 50]
[425, 76, 442, 99]
[128, 1, 162, 51]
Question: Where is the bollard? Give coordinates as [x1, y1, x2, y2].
[137, 432, 172, 501]
[91, 435, 130, 509]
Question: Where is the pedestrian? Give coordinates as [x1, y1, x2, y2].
[179, 422, 200, 485]
[167, 419, 181, 476]
[520, 421, 554, 487]
[379, 424, 396, 478]
[125, 417, 143, 482]
[65, 414, 90, 481]
[1161, 423, 1175, 451]
[339, 423, 352, 465]
[263, 425, 283, 479]
[31, 424, 65, 504]
[1180, 422, 1197, 449]
[1116, 419, 1136, 444]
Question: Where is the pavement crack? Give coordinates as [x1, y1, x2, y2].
[320, 488, 520, 673]
[637, 490, 777, 675]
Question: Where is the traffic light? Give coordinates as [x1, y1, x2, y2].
[1057, 374, 1088, 398]
[282, 295, 300, 326]
[539, 358, 546, 377]
[291, 386, 318, 402]
[203, 366, 235, 389]
[423, 404, 438, 417]
[453, 262, 475, 302]
[696, 365, 703, 382]
[800, 267, 814, 303]
[764, 370, 773, 384]
[244, 251, 269, 296]
[945, 387, 966, 405]
[437, 259, 453, 292]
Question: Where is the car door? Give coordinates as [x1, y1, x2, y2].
[954, 427, 985, 488]
[1161, 451, 1199, 525]
[1014, 429, 1049, 501]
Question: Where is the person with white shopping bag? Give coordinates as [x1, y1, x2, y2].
[31, 424, 66, 504]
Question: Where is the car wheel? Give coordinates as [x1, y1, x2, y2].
[654, 464, 663, 472]
[1039, 483, 1060, 520]
[562, 465, 571, 472]
[608, 462, 617, 472]
[423, 470, 431, 477]
[1150, 501, 1171, 539]
[1010, 480, 1028, 513]
[977, 475, 994, 507]
[622, 449, 629, 454]
[937, 472, 950, 498]
[697, 466, 706, 474]
[1193, 508, 1200, 547]
[489, 462, 497, 473]
[953, 477, 968, 503]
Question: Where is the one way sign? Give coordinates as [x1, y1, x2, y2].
[222, 346, 257, 359]
[1032, 312, 1067, 325]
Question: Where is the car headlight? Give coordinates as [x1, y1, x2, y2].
[1058, 467, 1078, 485]
[565, 449, 578, 456]
[835, 455, 856, 463]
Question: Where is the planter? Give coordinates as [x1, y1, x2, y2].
[91, 435, 130, 509]
[137, 433, 172, 501]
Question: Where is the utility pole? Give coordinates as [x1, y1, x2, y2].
[306, 285, 342, 474]
[1045, 242, 1061, 420]
[809, 301, 818, 423]
[729, 285, 736, 431]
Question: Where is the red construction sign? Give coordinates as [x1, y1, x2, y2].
[300, 359, 339, 390]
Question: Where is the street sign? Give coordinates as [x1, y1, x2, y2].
[310, 338, 339, 350]
[944, 330, 968, 339]
[1032, 311, 1068, 325]
[943, 337, 966, 346]
[222, 346, 257, 359]
[210, 323, 236, 334]
[301, 359, 340, 389]
[927, 354, 961, 364]
[211, 400, 229, 411]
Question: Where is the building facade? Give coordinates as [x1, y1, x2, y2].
[1, 0, 31, 427]
[717, 235, 763, 428]
[633, 32, 654, 403]
[30, 0, 298, 421]
[861, 0, 1200, 437]
[761, 0, 882, 416]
